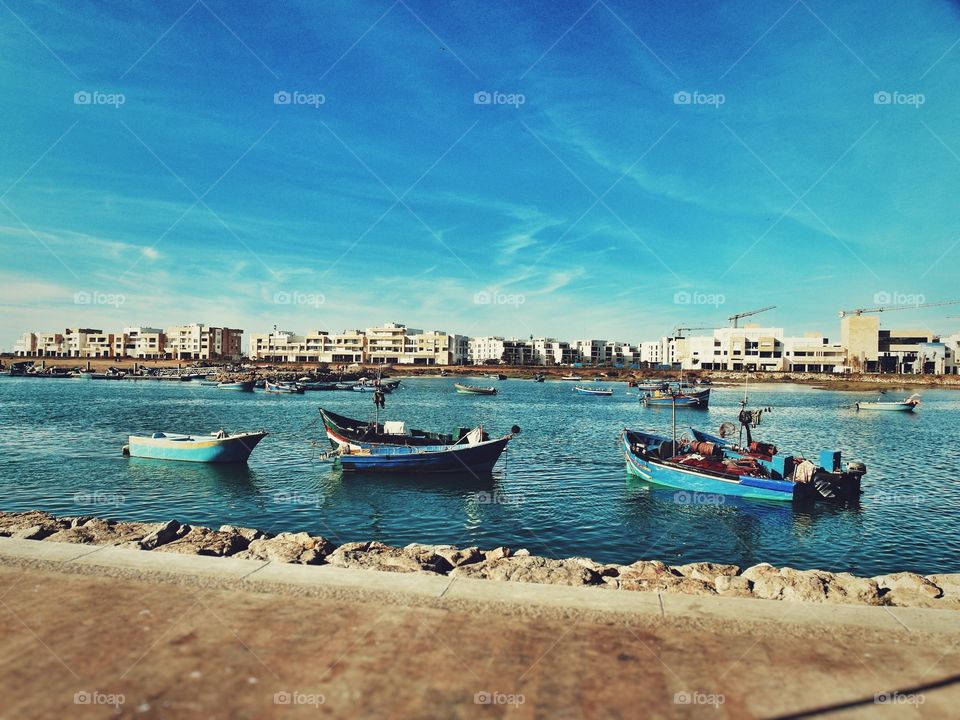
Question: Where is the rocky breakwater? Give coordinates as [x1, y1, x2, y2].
[2, 511, 958, 610]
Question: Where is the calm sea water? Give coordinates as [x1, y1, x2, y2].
[1, 376, 957, 576]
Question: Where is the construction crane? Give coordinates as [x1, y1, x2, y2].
[838, 300, 960, 318]
[673, 326, 715, 337]
[728, 305, 776, 328]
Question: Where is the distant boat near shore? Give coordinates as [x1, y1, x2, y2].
[217, 380, 256, 391]
[856, 393, 920, 412]
[455, 383, 497, 395]
[123, 429, 267, 463]
[641, 388, 711, 408]
[574, 386, 613, 396]
[560, 374, 582, 381]
[265, 380, 304, 394]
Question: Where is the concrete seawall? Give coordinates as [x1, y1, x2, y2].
[3, 511, 958, 611]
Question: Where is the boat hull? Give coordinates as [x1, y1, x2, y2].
[621, 432, 794, 501]
[217, 380, 256, 391]
[126, 431, 267, 463]
[574, 386, 613, 396]
[338, 436, 511, 474]
[319, 408, 479, 450]
[454, 383, 496, 395]
[856, 402, 916, 412]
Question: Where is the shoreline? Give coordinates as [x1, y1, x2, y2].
[6, 354, 960, 391]
[2, 510, 957, 610]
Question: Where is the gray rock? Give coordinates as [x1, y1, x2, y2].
[484, 546, 512, 561]
[715, 576, 753, 597]
[619, 575, 716, 596]
[741, 563, 779, 582]
[235, 532, 334, 564]
[570, 557, 620, 577]
[926, 573, 960, 599]
[874, 572, 942, 599]
[327, 541, 451, 574]
[451, 555, 600, 586]
[0, 511, 68, 538]
[154, 526, 249, 557]
[405, 544, 483, 568]
[673, 562, 741, 583]
[751, 567, 828, 603]
[11, 525, 50, 540]
[617, 560, 676, 581]
[219, 525, 268, 542]
[45, 518, 157, 546]
[139, 520, 187, 550]
[825, 572, 881, 606]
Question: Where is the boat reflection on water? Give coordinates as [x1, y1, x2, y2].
[622, 475, 863, 565]
[125, 456, 260, 498]
[321, 464, 500, 495]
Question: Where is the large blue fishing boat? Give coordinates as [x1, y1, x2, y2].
[622, 400, 865, 503]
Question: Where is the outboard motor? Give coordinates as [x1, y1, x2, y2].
[846, 461, 867, 477]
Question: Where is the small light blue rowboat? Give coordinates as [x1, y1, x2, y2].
[123, 430, 267, 463]
[574, 386, 613, 396]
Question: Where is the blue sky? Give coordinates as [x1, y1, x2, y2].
[2, 0, 960, 350]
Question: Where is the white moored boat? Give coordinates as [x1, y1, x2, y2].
[856, 393, 920, 412]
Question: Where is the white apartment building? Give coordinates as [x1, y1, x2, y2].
[639, 341, 663, 366]
[166, 323, 243, 361]
[468, 337, 533, 365]
[13, 332, 38, 356]
[113, 327, 165, 359]
[247, 324, 465, 365]
[248, 329, 361, 363]
[531, 338, 574, 365]
[671, 327, 846, 372]
[366, 322, 412, 364]
[574, 339, 607, 365]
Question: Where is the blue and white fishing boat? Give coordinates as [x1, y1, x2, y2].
[264, 380, 304, 394]
[641, 387, 710, 408]
[574, 385, 613, 396]
[622, 399, 865, 503]
[856, 393, 920, 412]
[352, 383, 393, 393]
[336, 429, 514, 474]
[217, 379, 256, 391]
[123, 429, 267, 463]
[319, 408, 489, 451]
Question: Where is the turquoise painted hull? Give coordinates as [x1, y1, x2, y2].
[126, 432, 267, 463]
[621, 432, 794, 502]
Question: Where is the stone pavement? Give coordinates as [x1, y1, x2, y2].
[0, 538, 957, 719]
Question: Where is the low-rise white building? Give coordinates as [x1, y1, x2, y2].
[531, 338, 573, 365]
[166, 323, 243, 361]
[468, 337, 533, 365]
[670, 327, 845, 372]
